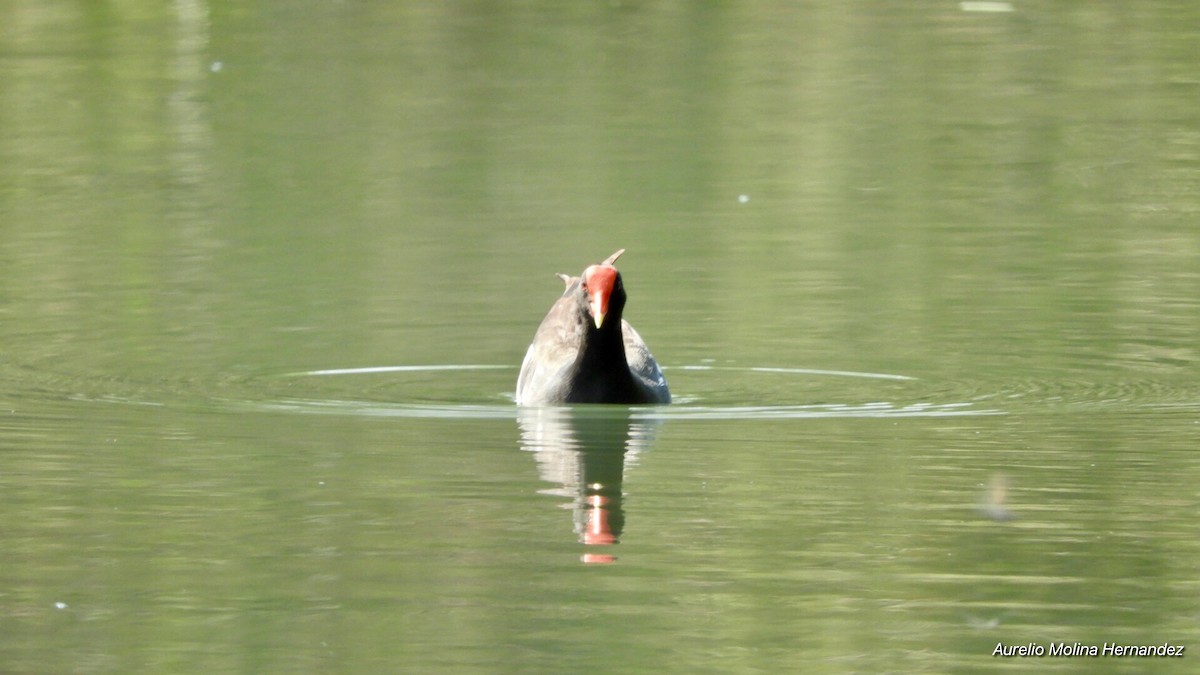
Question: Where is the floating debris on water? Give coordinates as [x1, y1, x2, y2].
[980, 473, 1016, 521]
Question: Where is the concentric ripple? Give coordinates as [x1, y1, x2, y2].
[247, 398, 995, 420]
[257, 363, 999, 420]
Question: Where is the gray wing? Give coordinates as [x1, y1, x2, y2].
[515, 285, 586, 405]
[621, 320, 671, 403]
[515, 339, 574, 405]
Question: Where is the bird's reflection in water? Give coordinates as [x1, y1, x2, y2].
[517, 407, 659, 564]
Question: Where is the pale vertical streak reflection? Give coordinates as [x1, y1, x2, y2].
[169, 0, 223, 355]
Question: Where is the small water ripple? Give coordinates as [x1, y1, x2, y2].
[936, 375, 1200, 415]
[673, 365, 917, 381]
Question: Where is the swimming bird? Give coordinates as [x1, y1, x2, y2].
[515, 249, 670, 405]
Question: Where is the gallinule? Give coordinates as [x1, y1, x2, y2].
[515, 249, 670, 405]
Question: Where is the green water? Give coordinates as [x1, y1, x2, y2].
[3, 2, 1200, 672]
